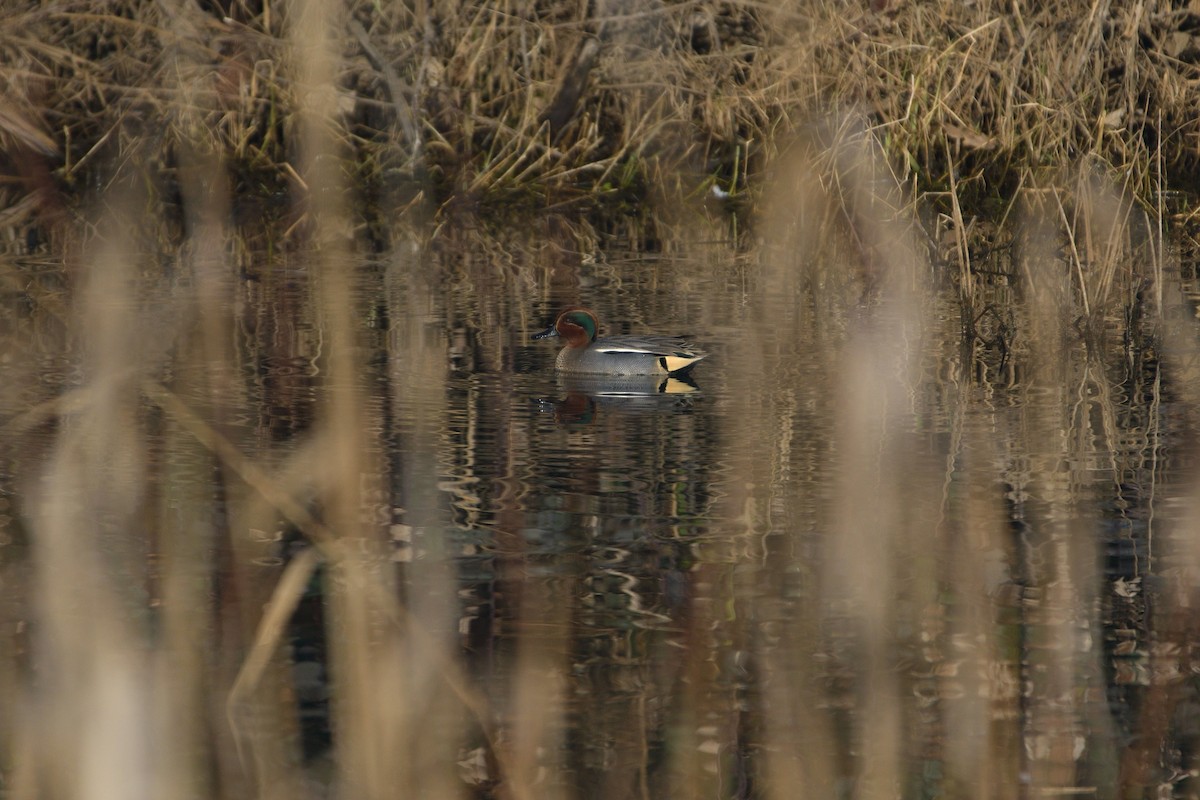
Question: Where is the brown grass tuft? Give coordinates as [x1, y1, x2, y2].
[0, 0, 1198, 236]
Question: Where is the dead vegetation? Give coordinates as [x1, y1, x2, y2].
[1, 0, 1199, 238]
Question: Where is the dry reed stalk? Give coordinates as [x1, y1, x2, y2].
[288, 2, 414, 798]
[738, 108, 1177, 798]
[18, 199, 159, 800]
[818, 128, 932, 800]
[998, 167, 1174, 792]
[740, 122, 913, 800]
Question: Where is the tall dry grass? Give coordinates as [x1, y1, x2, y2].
[1, 0, 1198, 240]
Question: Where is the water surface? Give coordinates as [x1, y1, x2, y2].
[0, 210, 1193, 799]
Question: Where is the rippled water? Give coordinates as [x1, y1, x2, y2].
[1, 207, 1196, 798]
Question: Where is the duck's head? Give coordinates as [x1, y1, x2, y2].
[531, 307, 599, 348]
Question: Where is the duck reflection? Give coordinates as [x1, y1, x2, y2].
[537, 372, 700, 424]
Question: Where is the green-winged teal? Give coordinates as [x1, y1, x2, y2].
[531, 307, 706, 376]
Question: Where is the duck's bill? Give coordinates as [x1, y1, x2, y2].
[531, 325, 559, 340]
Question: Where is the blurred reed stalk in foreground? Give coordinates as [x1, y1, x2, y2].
[7, 1, 474, 798]
[22, 205, 156, 799]
[737, 121, 943, 799]
[726, 118, 1179, 798]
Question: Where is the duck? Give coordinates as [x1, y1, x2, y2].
[531, 307, 706, 376]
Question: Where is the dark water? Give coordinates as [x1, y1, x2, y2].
[1, 211, 1197, 799]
